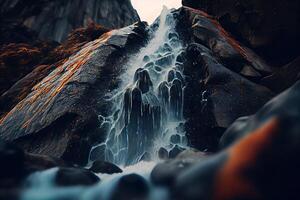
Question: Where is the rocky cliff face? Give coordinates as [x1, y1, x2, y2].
[182, 0, 300, 66]
[0, 0, 140, 42]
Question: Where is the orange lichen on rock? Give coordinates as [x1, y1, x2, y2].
[0, 31, 111, 127]
[213, 118, 279, 200]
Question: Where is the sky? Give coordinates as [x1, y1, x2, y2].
[131, 0, 182, 23]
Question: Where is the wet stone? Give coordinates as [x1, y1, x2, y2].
[169, 145, 186, 159]
[155, 54, 174, 68]
[144, 62, 154, 69]
[143, 55, 150, 62]
[89, 160, 122, 174]
[89, 144, 106, 161]
[168, 32, 179, 40]
[168, 70, 176, 82]
[158, 147, 169, 160]
[170, 134, 181, 144]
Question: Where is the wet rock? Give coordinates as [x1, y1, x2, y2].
[143, 55, 150, 62]
[110, 174, 149, 200]
[168, 70, 176, 82]
[135, 70, 153, 93]
[55, 167, 100, 187]
[170, 134, 181, 144]
[170, 79, 183, 119]
[0, 23, 147, 165]
[89, 160, 122, 174]
[158, 147, 169, 160]
[90, 144, 108, 162]
[183, 43, 274, 151]
[169, 145, 186, 159]
[155, 53, 174, 68]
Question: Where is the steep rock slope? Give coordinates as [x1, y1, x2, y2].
[0, 22, 147, 165]
[0, 0, 140, 42]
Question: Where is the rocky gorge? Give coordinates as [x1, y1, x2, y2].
[0, 0, 300, 200]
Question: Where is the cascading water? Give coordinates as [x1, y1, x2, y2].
[90, 7, 188, 166]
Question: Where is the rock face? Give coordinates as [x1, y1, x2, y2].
[0, 0, 140, 42]
[178, 7, 274, 151]
[182, 0, 300, 66]
[0, 23, 109, 116]
[0, 22, 148, 165]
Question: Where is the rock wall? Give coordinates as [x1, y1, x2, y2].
[0, 0, 140, 42]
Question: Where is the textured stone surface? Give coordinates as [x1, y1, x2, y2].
[0, 22, 147, 165]
[182, 0, 300, 66]
[0, 0, 140, 42]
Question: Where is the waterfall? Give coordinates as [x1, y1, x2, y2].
[90, 7, 187, 166]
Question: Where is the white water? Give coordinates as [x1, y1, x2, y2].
[90, 7, 187, 166]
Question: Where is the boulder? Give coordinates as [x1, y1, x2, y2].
[110, 174, 149, 200]
[183, 43, 274, 151]
[0, 22, 148, 165]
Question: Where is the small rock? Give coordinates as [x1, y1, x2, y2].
[89, 160, 122, 174]
[158, 147, 169, 160]
[55, 167, 100, 187]
[169, 145, 185, 159]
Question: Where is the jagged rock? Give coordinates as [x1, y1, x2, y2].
[0, 22, 148, 165]
[0, 23, 110, 117]
[89, 160, 122, 174]
[182, 0, 300, 66]
[182, 7, 272, 75]
[183, 42, 274, 151]
[0, 0, 140, 42]
[55, 167, 100, 187]
[110, 174, 149, 200]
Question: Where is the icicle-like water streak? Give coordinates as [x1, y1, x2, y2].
[90, 7, 187, 166]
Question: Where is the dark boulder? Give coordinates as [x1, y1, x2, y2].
[110, 174, 149, 200]
[169, 145, 186, 159]
[182, 0, 300, 66]
[221, 80, 300, 148]
[89, 160, 122, 174]
[55, 167, 100, 187]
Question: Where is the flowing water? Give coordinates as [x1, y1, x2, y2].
[90, 7, 187, 166]
[21, 7, 187, 200]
